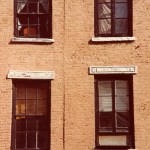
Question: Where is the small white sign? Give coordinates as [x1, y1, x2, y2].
[7, 70, 55, 80]
[89, 66, 137, 74]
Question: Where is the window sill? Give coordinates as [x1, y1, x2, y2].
[11, 37, 54, 43]
[91, 37, 136, 42]
[94, 148, 137, 150]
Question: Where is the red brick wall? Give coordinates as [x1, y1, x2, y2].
[0, 0, 150, 149]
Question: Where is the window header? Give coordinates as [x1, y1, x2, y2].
[89, 66, 137, 75]
[7, 70, 55, 79]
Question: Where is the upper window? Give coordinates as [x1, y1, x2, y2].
[95, 75, 135, 149]
[95, 0, 132, 37]
[14, 0, 52, 38]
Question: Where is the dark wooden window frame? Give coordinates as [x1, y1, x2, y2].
[94, 0, 133, 37]
[94, 75, 135, 150]
[11, 80, 51, 150]
[14, 0, 52, 38]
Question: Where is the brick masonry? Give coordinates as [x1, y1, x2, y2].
[0, 0, 150, 150]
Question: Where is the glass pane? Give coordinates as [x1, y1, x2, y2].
[27, 132, 36, 148]
[115, 3, 128, 18]
[98, 19, 111, 34]
[99, 97, 112, 112]
[18, 16, 28, 25]
[115, 80, 129, 111]
[19, 25, 28, 36]
[26, 100, 37, 114]
[27, 119, 36, 131]
[16, 118, 26, 131]
[116, 112, 129, 130]
[99, 112, 113, 132]
[37, 100, 47, 114]
[38, 117, 47, 131]
[38, 132, 47, 148]
[40, 25, 49, 38]
[17, 3, 27, 13]
[98, 81, 112, 96]
[16, 100, 25, 115]
[115, 96, 129, 111]
[24, 26, 37, 37]
[16, 133, 26, 148]
[38, 88, 47, 99]
[28, 3, 37, 13]
[26, 88, 37, 99]
[29, 16, 38, 24]
[98, 3, 111, 18]
[39, 3, 48, 13]
[16, 87, 25, 99]
[99, 135, 128, 145]
[115, 19, 128, 34]
[115, 80, 129, 96]
[99, 81, 112, 112]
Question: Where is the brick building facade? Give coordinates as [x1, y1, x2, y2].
[0, 0, 150, 150]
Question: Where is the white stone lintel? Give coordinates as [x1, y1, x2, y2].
[11, 37, 54, 43]
[92, 37, 136, 42]
[89, 66, 137, 75]
[7, 70, 55, 80]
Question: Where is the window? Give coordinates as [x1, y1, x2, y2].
[14, 0, 52, 38]
[11, 80, 50, 150]
[95, 0, 132, 37]
[95, 75, 135, 149]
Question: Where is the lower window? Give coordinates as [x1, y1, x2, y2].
[95, 75, 135, 149]
[11, 80, 50, 150]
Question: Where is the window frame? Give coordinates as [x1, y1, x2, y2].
[11, 79, 51, 150]
[14, 0, 52, 39]
[94, 0, 133, 37]
[94, 75, 135, 149]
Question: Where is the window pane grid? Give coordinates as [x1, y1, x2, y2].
[98, 79, 130, 134]
[96, 0, 130, 36]
[15, 0, 50, 38]
[16, 87, 47, 115]
[13, 81, 50, 150]
[17, 0, 49, 14]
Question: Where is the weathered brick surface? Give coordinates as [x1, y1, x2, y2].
[0, 0, 150, 150]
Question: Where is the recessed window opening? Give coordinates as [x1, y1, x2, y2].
[11, 80, 50, 150]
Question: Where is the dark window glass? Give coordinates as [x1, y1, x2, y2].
[95, 75, 135, 149]
[15, 0, 52, 38]
[12, 80, 50, 150]
[95, 0, 132, 37]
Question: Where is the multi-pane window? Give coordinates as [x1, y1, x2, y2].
[11, 80, 50, 150]
[14, 0, 52, 38]
[95, 75, 135, 149]
[95, 0, 132, 37]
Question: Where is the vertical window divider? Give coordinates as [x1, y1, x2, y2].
[25, 87, 27, 149]
[94, 79, 99, 146]
[38, 0, 40, 38]
[111, 0, 115, 36]
[112, 80, 116, 133]
[36, 86, 38, 149]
